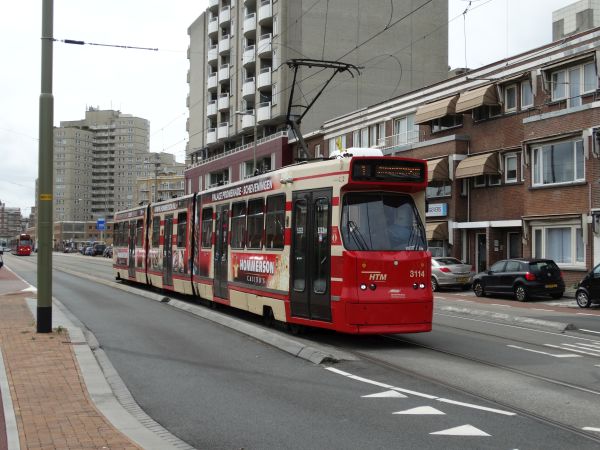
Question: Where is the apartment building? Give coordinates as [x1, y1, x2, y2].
[135, 158, 186, 205]
[185, 0, 449, 191]
[293, 25, 600, 289]
[0, 201, 23, 242]
[553, 0, 600, 40]
[54, 108, 150, 222]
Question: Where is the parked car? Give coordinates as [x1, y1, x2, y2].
[472, 258, 564, 302]
[102, 246, 113, 258]
[92, 243, 106, 256]
[574, 264, 600, 308]
[431, 257, 475, 291]
[84, 246, 94, 256]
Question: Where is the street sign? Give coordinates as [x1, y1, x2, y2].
[96, 218, 105, 231]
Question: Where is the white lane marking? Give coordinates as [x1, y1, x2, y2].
[393, 406, 445, 415]
[430, 425, 491, 437]
[436, 398, 516, 416]
[507, 344, 581, 358]
[577, 313, 597, 316]
[326, 367, 514, 414]
[362, 390, 407, 398]
[575, 342, 600, 350]
[532, 308, 554, 312]
[559, 343, 600, 355]
[583, 427, 600, 432]
[435, 296, 447, 300]
[490, 304, 511, 307]
[580, 328, 600, 335]
[544, 344, 600, 357]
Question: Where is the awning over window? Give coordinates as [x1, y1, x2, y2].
[427, 157, 449, 182]
[455, 84, 499, 113]
[426, 221, 448, 240]
[454, 153, 499, 179]
[414, 95, 459, 124]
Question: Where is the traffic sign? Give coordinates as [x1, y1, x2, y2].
[96, 218, 105, 231]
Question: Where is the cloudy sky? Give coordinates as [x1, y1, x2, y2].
[0, 0, 580, 215]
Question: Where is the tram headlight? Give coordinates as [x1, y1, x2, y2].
[413, 283, 418, 289]
[369, 283, 377, 291]
[360, 284, 367, 291]
[419, 283, 426, 289]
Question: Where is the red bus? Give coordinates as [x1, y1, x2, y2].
[113, 152, 432, 334]
[11, 233, 33, 256]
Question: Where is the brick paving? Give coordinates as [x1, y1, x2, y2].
[0, 267, 141, 450]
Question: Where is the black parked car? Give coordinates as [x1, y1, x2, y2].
[472, 258, 564, 302]
[575, 264, 600, 308]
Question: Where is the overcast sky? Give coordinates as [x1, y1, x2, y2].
[0, 0, 580, 215]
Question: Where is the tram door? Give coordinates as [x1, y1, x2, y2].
[290, 189, 332, 321]
[163, 215, 173, 286]
[128, 221, 136, 278]
[213, 204, 230, 299]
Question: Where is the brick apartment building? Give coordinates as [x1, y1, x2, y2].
[293, 26, 600, 289]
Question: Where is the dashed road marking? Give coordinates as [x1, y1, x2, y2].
[545, 344, 600, 357]
[583, 427, 600, 432]
[436, 398, 516, 416]
[507, 344, 581, 358]
[362, 390, 407, 398]
[580, 328, 600, 334]
[393, 406, 445, 415]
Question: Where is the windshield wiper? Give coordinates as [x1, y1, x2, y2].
[348, 220, 369, 251]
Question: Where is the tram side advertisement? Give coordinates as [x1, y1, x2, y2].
[231, 253, 289, 289]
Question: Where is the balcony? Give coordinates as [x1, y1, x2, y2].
[219, 5, 231, 26]
[219, 35, 230, 54]
[218, 93, 230, 111]
[257, 67, 271, 90]
[257, 33, 272, 56]
[257, 102, 271, 122]
[206, 100, 217, 117]
[218, 122, 230, 140]
[208, 0, 219, 11]
[242, 77, 256, 98]
[207, 128, 217, 145]
[243, 45, 256, 66]
[258, 0, 272, 25]
[244, 13, 257, 35]
[207, 45, 218, 63]
[240, 110, 256, 129]
[207, 73, 217, 90]
[208, 17, 218, 36]
[218, 64, 230, 82]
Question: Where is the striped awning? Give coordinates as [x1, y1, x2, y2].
[455, 85, 499, 113]
[414, 95, 459, 124]
[454, 153, 499, 179]
[426, 221, 448, 240]
[427, 157, 449, 182]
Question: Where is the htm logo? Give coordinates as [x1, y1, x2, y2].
[369, 273, 387, 281]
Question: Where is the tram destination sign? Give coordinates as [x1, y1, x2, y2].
[351, 158, 425, 183]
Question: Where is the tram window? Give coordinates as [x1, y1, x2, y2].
[177, 212, 187, 248]
[265, 194, 285, 250]
[136, 219, 144, 246]
[231, 202, 247, 249]
[247, 198, 264, 249]
[151, 217, 160, 247]
[293, 200, 307, 292]
[313, 198, 329, 294]
[201, 208, 213, 248]
[114, 223, 121, 246]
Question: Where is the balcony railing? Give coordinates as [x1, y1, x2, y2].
[208, 45, 218, 63]
[206, 128, 217, 144]
[218, 93, 230, 111]
[207, 100, 217, 117]
[219, 5, 231, 25]
[218, 64, 230, 82]
[258, 0, 272, 24]
[257, 33, 272, 56]
[257, 101, 271, 122]
[257, 67, 271, 90]
[244, 13, 257, 35]
[218, 122, 230, 140]
[208, 0, 219, 10]
[243, 45, 256, 66]
[219, 35, 230, 54]
[240, 110, 256, 129]
[242, 77, 256, 98]
[375, 131, 419, 150]
[207, 73, 217, 90]
[208, 17, 218, 35]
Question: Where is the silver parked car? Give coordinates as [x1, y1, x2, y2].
[431, 257, 476, 292]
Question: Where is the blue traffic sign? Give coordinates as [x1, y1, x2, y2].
[96, 218, 105, 231]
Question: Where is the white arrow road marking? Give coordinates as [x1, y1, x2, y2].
[20, 286, 37, 292]
[544, 344, 600, 357]
[507, 344, 581, 358]
[393, 406, 445, 415]
[362, 390, 407, 398]
[430, 425, 491, 436]
[436, 398, 516, 416]
[583, 427, 600, 432]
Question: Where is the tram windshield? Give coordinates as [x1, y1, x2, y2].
[341, 193, 426, 251]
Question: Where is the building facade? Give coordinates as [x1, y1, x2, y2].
[185, 0, 449, 192]
[0, 201, 23, 242]
[294, 26, 600, 289]
[553, 0, 600, 40]
[54, 108, 151, 222]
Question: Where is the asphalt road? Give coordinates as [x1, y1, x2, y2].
[4, 252, 600, 449]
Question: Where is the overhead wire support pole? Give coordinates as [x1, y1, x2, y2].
[37, 0, 54, 333]
[285, 58, 361, 160]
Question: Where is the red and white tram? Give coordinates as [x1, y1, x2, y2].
[114, 154, 433, 334]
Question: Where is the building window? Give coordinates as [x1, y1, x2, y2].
[473, 175, 486, 187]
[521, 80, 533, 109]
[505, 154, 518, 183]
[533, 225, 584, 265]
[473, 104, 502, 121]
[507, 232, 522, 258]
[504, 84, 517, 112]
[532, 140, 584, 186]
[393, 114, 419, 144]
[426, 180, 451, 198]
[431, 115, 462, 133]
[488, 174, 501, 186]
[328, 135, 346, 153]
[314, 144, 322, 158]
[551, 62, 597, 107]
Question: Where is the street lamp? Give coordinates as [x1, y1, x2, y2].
[235, 109, 257, 177]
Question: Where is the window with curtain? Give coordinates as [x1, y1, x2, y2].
[532, 140, 584, 186]
[532, 225, 584, 265]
